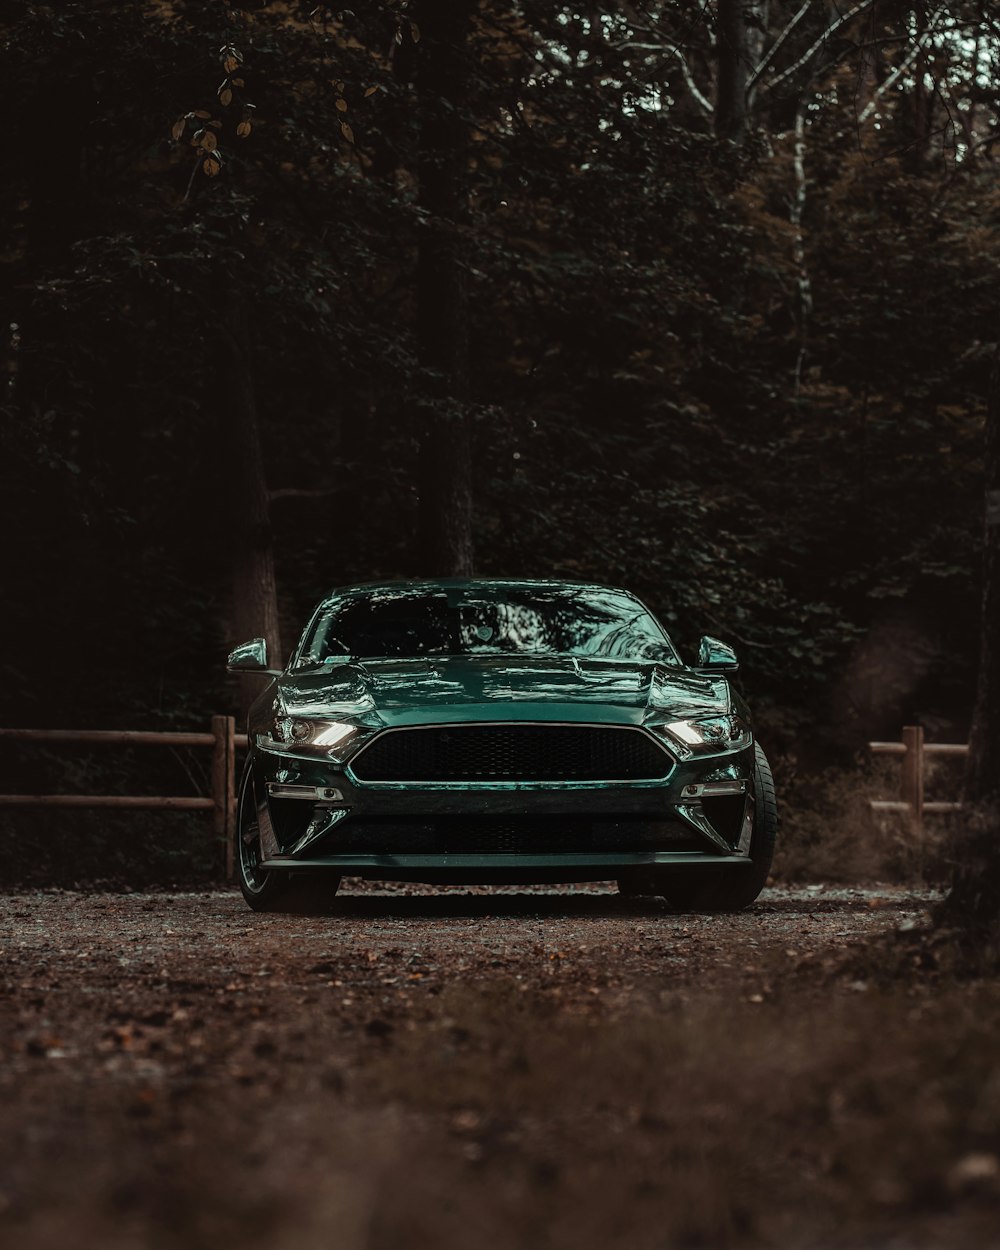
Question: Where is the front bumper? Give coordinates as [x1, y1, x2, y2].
[249, 733, 756, 879]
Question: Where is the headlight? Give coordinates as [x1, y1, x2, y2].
[650, 715, 751, 759]
[271, 718, 357, 753]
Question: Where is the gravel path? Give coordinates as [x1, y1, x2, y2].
[0, 884, 953, 1250]
[1, 881, 935, 1021]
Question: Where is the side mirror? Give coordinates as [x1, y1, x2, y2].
[227, 638, 282, 676]
[695, 635, 739, 673]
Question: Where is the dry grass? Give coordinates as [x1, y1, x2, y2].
[772, 752, 965, 886]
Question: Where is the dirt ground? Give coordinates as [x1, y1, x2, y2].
[3, 882, 999, 1250]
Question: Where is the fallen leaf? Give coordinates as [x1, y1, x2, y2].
[946, 1152, 1000, 1194]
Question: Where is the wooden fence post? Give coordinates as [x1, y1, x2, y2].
[225, 716, 237, 882]
[211, 715, 230, 878]
[901, 724, 925, 846]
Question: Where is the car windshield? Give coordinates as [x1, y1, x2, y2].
[297, 586, 679, 665]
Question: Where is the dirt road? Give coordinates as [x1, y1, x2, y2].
[3, 884, 999, 1250]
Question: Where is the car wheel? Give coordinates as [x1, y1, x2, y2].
[657, 743, 778, 913]
[237, 757, 292, 911]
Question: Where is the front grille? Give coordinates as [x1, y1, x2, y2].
[349, 724, 672, 783]
[323, 817, 703, 856]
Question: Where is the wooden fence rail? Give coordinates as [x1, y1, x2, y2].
[868, 724, 965, 837]
[0, 720, 250, 880]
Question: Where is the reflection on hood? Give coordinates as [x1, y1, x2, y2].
[277, 655, 730, 728]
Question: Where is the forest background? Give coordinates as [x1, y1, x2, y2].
[2, 0, 998, 886]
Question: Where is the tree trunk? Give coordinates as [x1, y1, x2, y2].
[942, 349, 1000, 930]
[790, 103, 812, 396]
[716, 0, 750, 142]
[14, 65, 88, 415]
[7, 71, 94, 686]
[221, 284, 283, 715]
[909, 1, 936, 169]
[413, 0, 475, 576]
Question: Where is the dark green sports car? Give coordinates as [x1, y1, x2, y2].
[227, 579, 777, 912]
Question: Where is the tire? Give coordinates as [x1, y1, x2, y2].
[236, 759, 342, 914]
[237, 757, 292, 911]
[277, 872, 343, 915]
[656, 742, 778, 913]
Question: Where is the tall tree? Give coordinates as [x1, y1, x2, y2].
[942, 350, 1000, 932]
[222, 281, 283, 703]
[413, 0, 475, 576]
[175, 18, 283, 701]
[715, 0, 751, 141]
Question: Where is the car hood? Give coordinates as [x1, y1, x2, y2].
[274, 655, 731, 728]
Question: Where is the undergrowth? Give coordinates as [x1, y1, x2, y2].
[772, 752, 962, 886]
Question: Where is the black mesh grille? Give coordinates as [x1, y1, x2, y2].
[325, 818, 703, 855]
[349, 724, 672, 783]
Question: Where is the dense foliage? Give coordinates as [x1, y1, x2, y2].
[2, 0, 998, 763]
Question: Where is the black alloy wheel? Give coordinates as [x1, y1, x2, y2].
[237, 758, 343, 913]
[237, 758, 291, 911]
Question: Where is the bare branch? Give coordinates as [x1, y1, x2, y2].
[965, 133, 1000, 159]
[832, 6, 948, 144]
[747, 0, 812, 95]
[615, 37, 713, 114]
[181, 158, 200, 203]
[761, 0, 875, 95]
[664, 41, 714, 115]
[856, 42, 924, 124]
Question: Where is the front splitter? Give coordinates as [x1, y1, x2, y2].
[259, 851, 752, 871]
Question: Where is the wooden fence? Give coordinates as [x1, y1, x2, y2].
[0, 719, 967, 878]
[0, 720, 249, 879]
[868, 724, 965, 837]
